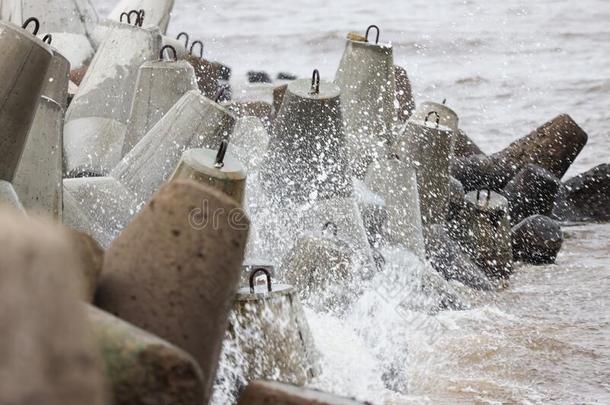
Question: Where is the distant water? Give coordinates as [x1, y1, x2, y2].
[95, 1, 610, 403]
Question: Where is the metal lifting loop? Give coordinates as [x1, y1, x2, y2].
[22, 17, 40, 35]
[424, 111, 441, 128]
[126, 9, 143, 26]
[42, 34, 52, 45]
[177, 32, 190, 48]
[190, 40, 204, 58]
[323, 221, 338, 237]
[310, 69, 320, 95]
[214, 140, 228, 169]
[249, 267, 272, 294]
[159, 45, 177, 61]
[120, 12, 129, 22]
[365, 24, 380, 44]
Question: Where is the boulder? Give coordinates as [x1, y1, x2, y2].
[502, 164, 561, 226]
[425, 225, 494, 291]
[247, 71, 272, 83]
[553, 164, 610, 222]
[237, 380, 368, 405]
[512, 215, 563, 264]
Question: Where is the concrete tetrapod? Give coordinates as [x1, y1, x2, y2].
[394, 113, 453, 236]
[410, 101, 459, 135]
[458, 190, 513, 280]
[122, 44, 198, 156]
[112, 90, 236, 205]
[228, 268, 320, 387]
[0, 18, 53, 181]
[170, 142, 247, 205]
[0, 208, 108, 405]
[394, 65, 415, 122]
[96, 180, 250, 405]
[335, 25, 396, 178]
[228, 116, 270, 172]
[87, 305, 204, 405]
[0, 180, 25, 211]
[108, 0, 175, 34]
[260, 70, 351, 204]
[491, 114, 588, 183]
[65, 228, 104, 302]
[364, 156, 425, 258]
[41, 46, 71, 108]
[12, 97, 64, 219]
[64, 22, 161, 176]
[237, 380, 368, 405]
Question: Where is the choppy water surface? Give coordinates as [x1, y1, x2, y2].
[94, 0, 610, 402]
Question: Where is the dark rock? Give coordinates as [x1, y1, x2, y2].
[247, 70, 272, 83]
[237, 380, 369, 405]
[453, 129, 483, 158]
[502, 164, 561, 226]
[425, 225, 494, 291]
[394, 65, 415, 122]
[491, 114, 588, 181]
[215, 63, 231, 81]
[553, 164, 610, 222]
[512, 215, 563, 264]
[277, 72, 297, 80]
[451, 154, 514, 192]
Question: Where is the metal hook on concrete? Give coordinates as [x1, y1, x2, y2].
[249, 267, 272, 294]
[120, 12, 129, 22]
[159, 45, 177, 61]
[190, 40, 204, 59]
[177, 32, 190, 48]
[323, 221, 338, 237]
[365, 24, 380, 44]
[424, 111, 440, 128]
[310, 69, 320, 95]
[42, 34, 52, 45]
[214, 140, 228, 169]
[214, 87, 226, 103]
[22, 17, 40, 35]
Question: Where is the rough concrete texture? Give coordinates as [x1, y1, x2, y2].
[112, 90, 236, 205]
[87, 305, 204, 405]
[123, 58, 198, 156]
[0, 21, 53, 181]
[237, 380, 370, 405]
[64, 24, 161, 176]
[0, 180, 25, 211]
[512, 215, 563, 264]
[42, 49, 71, 108]
[13, 96, 64, 220]
[453, 129, 484, 158]
[96, 180, 250, 404]
[171, 147, 247, 205]
[491, 114, 588, 182]
[502, 164, 561, 226]
[228, 281, 320, 386]
[451, 153, 513, 192]
[394, 120, 453, 232]
[553, 163, 610, 222]
[335, 38, 396, 178]
[260, 77, 351, 203]
[228, 116, 270, 172]
[394, 65, 415, 122]
[0, 208, 108, 405]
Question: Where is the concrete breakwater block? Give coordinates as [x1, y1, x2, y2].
[553, 163, 610, 222]
[335, 27, 396, 178]
[223, 100, 274, 128]
[0, 19, 53, 181]
[394, 65, 415, 122]
[65, 228, 104, 302]
[237, 380, 369, 405]
[0, 208, 108, 404]
[64, 23, 161, 176]
[447, 176, 466, 222]
[112, 90, 236, 206]
[228, 268, 320, 386]
[96, 180, 250, 404]
[185, 53, 220, 99]
[453, 129, 484, 158]
[502, 164, 560, 226]
[450, 153, 512, 192]
[63, 176, 139, 248]
[108, 0, 175, 34]
[491, 114, 588, 182]
[122, 47, 198, 156]
[170, 144, 247, 205]
[87, 305, 204, 405]
[228, 116, 270, 172]
[12, 96, 64, 219]
[512, 215, 563, 264]
[425, 224, 494, 291]
[42, 47, 71, 108]
[0, 180, 25, 211]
